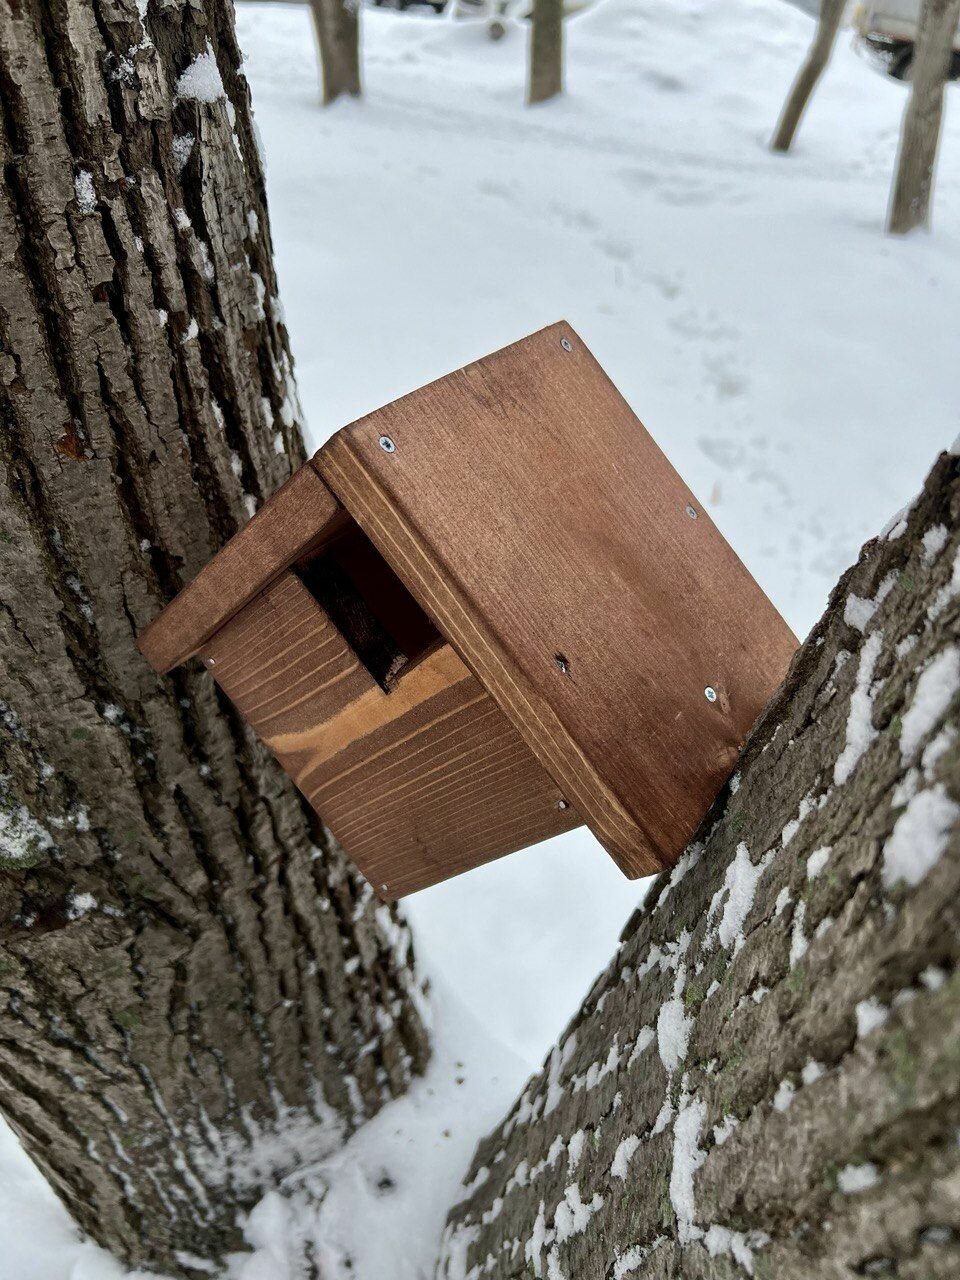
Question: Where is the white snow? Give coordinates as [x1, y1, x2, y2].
[7, 0, 960, 1274]
[172, 133, 195, 170]
[843, 594, 875, 633]
[772, 1079, 795, 1113]
[801, 1060, 824, 1085]
[837, 1162, 880, 1194]
[834, 631, 884, 785]
[703, 1224, 770, 1275]
[176, 43, 226, 103]
[610, 1134, 640, 1180]
[921, 524, 949, 566]
[928, 546, 960, 622]
[657, 998, 692, 1076]
[627, 1025, 655, 1067]
[709, 843, 770, 953]
[789, 899, 808, 968]
[855, 996, 889, 1038]
[0, 802, 54, 864]
[73, 170, 96, 214]
[552, 1183, 603, 1244]
[712, 1115, 739, 1147]
[882, 784, 960, 888]
[806, 846, 831, 879]
[669, 1092, 706, 1243]
[921, 965, 947, 992]
[66, 892, 97, 920]
[899, 647, 960, 761]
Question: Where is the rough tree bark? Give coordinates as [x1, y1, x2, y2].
[771, 0, 846, 152]
[438, 450, 960, 1279]
[887, 0, 960, 233]
[0, 1, 427, 1275]
[309, 0, 362, 107]
[527, 0, 563, 106]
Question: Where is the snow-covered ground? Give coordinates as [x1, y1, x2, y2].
[3, 0, 959, 1276]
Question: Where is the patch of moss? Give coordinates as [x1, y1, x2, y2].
[113, 1005, 141, 1031]
[660, 1184, 673, 1229]
[684, 977, 708, 1008]
[0, 851, 37, 870]
[883, 1027, 919, 1109]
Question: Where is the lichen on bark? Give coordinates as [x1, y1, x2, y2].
[0, 0, 428, 1273]
[438, 453, 960, 1280]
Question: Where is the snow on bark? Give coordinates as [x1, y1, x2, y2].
[437, 453, 960, 1279]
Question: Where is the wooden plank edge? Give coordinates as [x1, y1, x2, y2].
[137, 465, 346, 674]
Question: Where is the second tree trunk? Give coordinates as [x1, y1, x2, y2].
[310, 0, 362, 105]
[887, 0, 960, 233]
[528, 0, 564, 105]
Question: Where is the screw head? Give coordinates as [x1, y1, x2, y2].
[704, 686, 718, 703]
[557, 799, 569, 811]
[685, 504, 698, 520]
[560, 337, 573, 352]
[378, 435, 396, 454]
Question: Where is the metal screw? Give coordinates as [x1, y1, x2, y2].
[557, 799, 569, 811]
[207, 658, 216, 667]
[554, 653, 571, 676]
[704, 686, 717, 703]
[685, 504, 698, 520]
[378, 435, 396, 454]
[560, 337, 573, 352]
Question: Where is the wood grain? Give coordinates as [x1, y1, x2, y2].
[138, 464, 346, 673]
[315, 321, 798, 879]
[202, 569, 578, 897]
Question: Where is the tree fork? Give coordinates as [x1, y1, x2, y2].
[0, 0, 426, 1273]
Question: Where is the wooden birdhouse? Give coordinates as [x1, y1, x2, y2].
[138, 323, 796, 898]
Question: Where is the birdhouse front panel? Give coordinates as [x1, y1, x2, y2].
[197, 538, 579, 898]
[138, 321, 797, 899]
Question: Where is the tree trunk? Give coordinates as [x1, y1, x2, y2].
[771, 0, 846, 151]
[438, 451, 960, 1278]
[0, 1, 427, 1274]
[527, 0, 563, 106]
[309, 0, 362, 107]
[887, 0, 960, 233]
